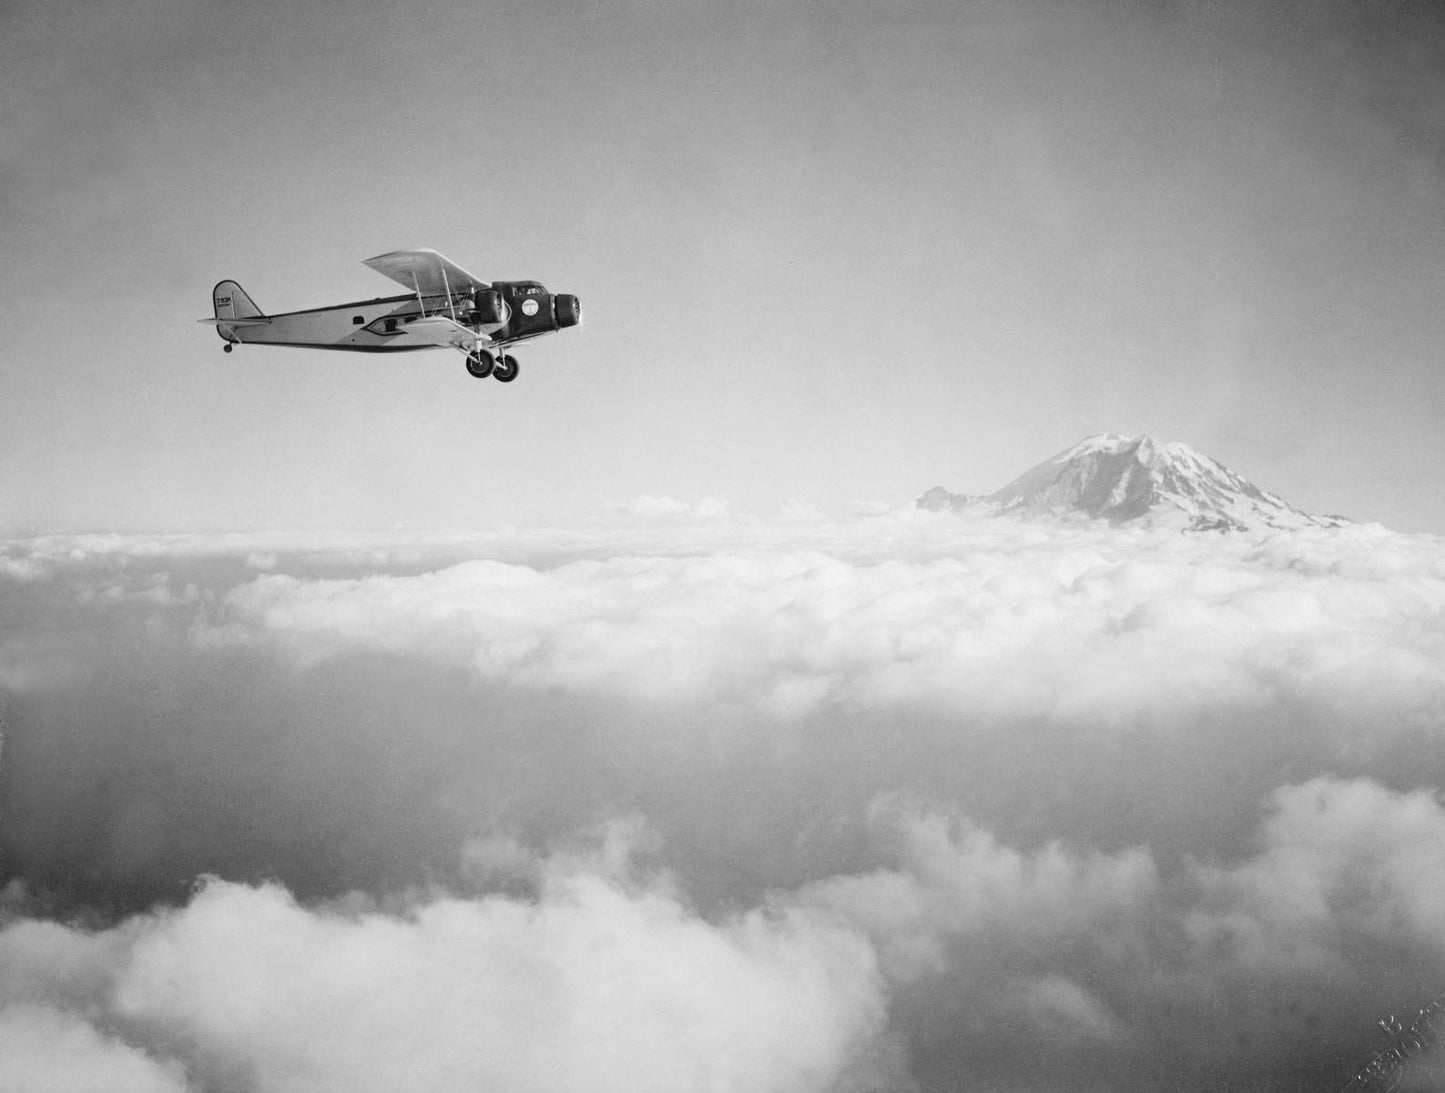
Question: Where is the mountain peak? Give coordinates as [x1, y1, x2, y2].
[920, 434, 1348, 532]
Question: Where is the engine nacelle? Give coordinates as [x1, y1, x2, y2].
[554, 294, 581, 329]
[487, 282, 581, 340]
[472, 288, 506, 326]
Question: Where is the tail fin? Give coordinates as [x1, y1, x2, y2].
[213, 280, 264, 320]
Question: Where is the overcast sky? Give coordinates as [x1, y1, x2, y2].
[2, 0, 1445, 533]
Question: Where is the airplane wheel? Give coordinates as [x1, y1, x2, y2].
[465, 349, 495, 379]
[223, 343, 233, 354]
[493, 354, 519, 383]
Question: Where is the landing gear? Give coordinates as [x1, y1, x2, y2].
[465, 349, 495, 379]
[464, 348, 518, 383]
[223, 343, 234, 354]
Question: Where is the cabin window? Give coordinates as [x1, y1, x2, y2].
[384, 318, 398, 333]
[352, 315, 365, 325]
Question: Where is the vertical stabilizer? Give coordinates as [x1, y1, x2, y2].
[213, 280, 264, 320]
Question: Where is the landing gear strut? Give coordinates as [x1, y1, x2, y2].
[465, 348, 518, 383]
[465, 349, 494, 379]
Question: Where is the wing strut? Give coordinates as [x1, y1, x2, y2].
[440, 264, 457, 322]
[408, 266, 459, 322]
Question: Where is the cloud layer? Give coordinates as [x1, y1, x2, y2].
[4, 515, 1445, 1091]
[6, 779, 1445, 1093]
[192, 518, 1445, 727]
[1, 831, 890, 1093]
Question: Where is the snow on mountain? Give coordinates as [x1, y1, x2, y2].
[918, 434, 1350, 532]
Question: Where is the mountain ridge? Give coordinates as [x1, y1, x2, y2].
[918, 434, 1349, 532]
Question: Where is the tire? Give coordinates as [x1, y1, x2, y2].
[465, 350, 495, 379]
[493, 354, 519, 383]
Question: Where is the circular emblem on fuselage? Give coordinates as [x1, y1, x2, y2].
[522, 298, 539, 317]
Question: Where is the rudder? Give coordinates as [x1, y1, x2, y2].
[213, 280, 264, 320]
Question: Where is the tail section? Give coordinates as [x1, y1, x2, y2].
[212, 280, 264, 321]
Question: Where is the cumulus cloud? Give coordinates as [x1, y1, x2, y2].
[0, 553, 49, 583]
[0, 834, 891, 1093]
[4, 516, 1445, 1092]
[794, 782, 1445, 1090]
[1190, 779, 1445, 968]
[0, 1003, 186, 1093]
[6, 778, 1445, 1093]
[803, 797, 1161, 986]
[191, 519, 1445, 726]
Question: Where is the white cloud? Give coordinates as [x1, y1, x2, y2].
[0, 840, 890, 1093]
[773, 779, 1445, 1087]
[76, 573, 202, 607]
[6, 517, 1445, 1092]
[1189, 778, 1445, 968]
[0, 1003, 187, 1093]
[6, 770, 1445, 1093]
[0, 553, 49, 583]
[801, 796, 1161, 988]
[190, 519, 1445, 725]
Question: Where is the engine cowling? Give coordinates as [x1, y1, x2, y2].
[472, 288, 506, 326]
[554, 294, 581, 329]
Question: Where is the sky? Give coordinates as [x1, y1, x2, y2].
[2, 0, 1445, 533]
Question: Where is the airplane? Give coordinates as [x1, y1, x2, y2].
[201, 248, 581, 382]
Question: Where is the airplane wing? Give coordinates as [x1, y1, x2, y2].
[363, 249, 490, 297]
[404, 315, 491, 352]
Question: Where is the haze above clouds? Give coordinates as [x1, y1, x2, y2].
[3, 0, 1445, 532]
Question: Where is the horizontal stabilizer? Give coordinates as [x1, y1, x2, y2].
[198, 316, 271, 326]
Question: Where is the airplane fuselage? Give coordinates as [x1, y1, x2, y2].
[205, 249, 580, 383]
[212, 282, 568, 352]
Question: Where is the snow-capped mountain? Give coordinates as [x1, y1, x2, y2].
[918, 434, 1349, 532]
